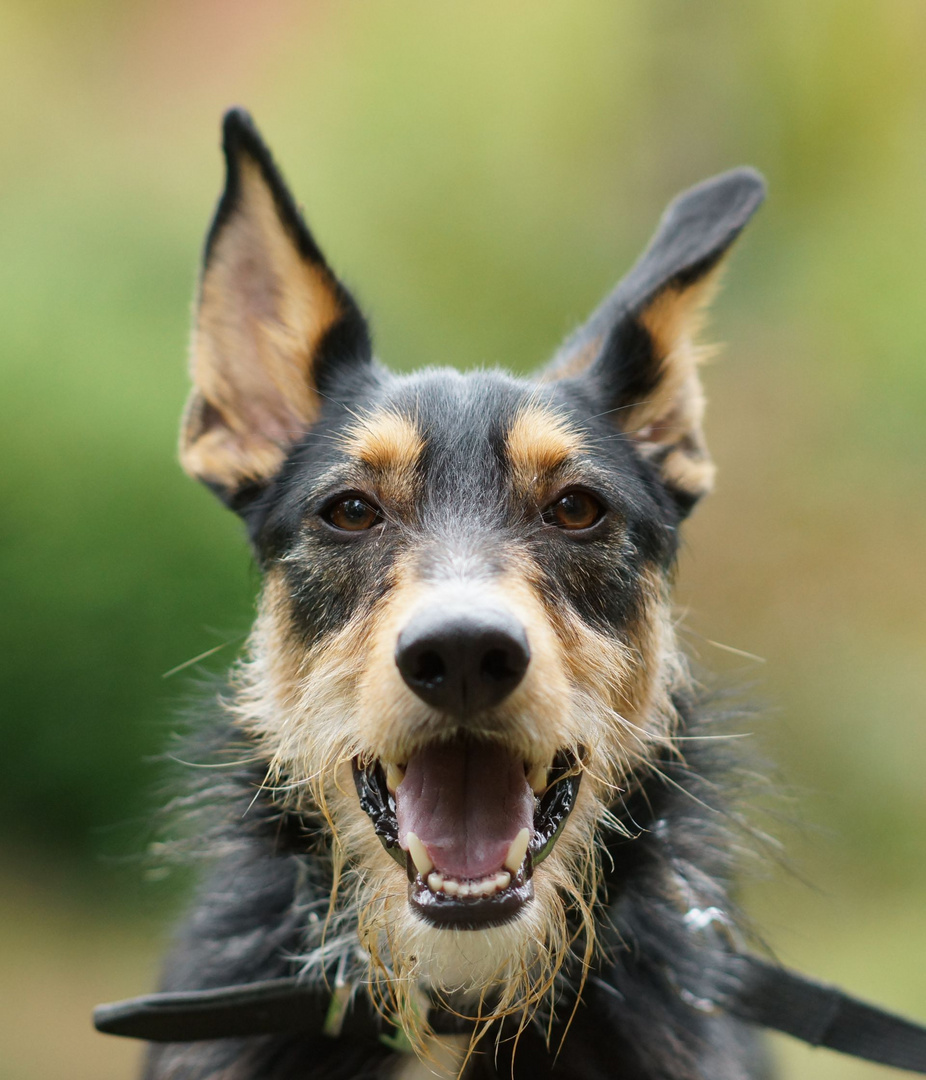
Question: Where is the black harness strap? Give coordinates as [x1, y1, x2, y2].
[94, 979, 335, 1043]
[725, 955, 926, 1074]
[93, 977, 467, 1045]
[93, 954, 926, 1073]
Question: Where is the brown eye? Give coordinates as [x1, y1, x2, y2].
[544, 490, 604, 531]
[324, 496, 382, 532]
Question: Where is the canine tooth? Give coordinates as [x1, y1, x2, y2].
[427, 872, 444, 892]
[527, 762, 548, 794]
[504, 828, 531, 874]
[442, 879, 460, 897]
[385, 762, 406, 792]
[495, 871, 511, 890]
[405, 832, 433, 877]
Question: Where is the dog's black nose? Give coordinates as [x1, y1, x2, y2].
[395, 606, 530, 716]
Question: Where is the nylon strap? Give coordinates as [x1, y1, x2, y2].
[93, 977, 467, 1045]
[93, 954, 926, 1073]
[724, 955, 926, 1074]
[94, 978, 333, 1043]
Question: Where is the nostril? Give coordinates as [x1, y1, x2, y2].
[411, 649, 445, 689]
[481, 647, 517, 684]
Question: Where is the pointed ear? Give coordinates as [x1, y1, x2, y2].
[548, 168, 766, 514]
[179, 109, 372, 506]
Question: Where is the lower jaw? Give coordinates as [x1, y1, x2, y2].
[408, 864, 534, 929]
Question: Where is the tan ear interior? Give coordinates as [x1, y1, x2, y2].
[621, 268, 724, 505]
[180, 157, 343, 494]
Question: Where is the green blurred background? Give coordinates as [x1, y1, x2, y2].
[1, 2, 924, 1077]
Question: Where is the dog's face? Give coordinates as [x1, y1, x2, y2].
[180, 111, 763, 1019]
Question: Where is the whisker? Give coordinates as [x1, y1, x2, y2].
[161, 638, 242, 678]
[166, 754, 262, 770]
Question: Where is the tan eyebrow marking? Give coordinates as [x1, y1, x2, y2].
[506, 404, 585, 492]
[341, 409, 425, 502]
[344, 410, 424, 470]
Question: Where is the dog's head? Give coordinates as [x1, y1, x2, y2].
[179, 110, 763, 1023]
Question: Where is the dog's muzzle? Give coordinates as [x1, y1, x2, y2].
[353, 600, 582, 927]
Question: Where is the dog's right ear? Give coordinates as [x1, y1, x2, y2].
[180, 109, 371, 507]
[545, 168, 765, 515]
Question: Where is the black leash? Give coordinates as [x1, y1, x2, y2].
[94, 953, 926, 1073]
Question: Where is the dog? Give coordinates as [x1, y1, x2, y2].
[144, 108, 771, 1080]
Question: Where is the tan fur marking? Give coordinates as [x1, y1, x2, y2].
[613, 270, 724, 502]
[639, 274, 719, 365]
[506, 404, 585, 494]
[660, 446, 716, 497]
[340, 410, 425, 505]
[181, 157, 343, 491]
[630, 273, 719, 440]
[344, 410, 424, 473]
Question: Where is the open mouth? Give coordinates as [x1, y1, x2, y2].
[352, 739, 582, 929]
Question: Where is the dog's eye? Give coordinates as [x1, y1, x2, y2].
[543, 490, 604, 531]
[323, 496, 382, 532]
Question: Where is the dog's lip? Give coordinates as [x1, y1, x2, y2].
[351, 746, 582, 927]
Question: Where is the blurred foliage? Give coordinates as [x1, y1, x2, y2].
[1, 2, 924, 1077]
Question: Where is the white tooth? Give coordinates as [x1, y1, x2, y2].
[527, 762, 548, 794]
[458, 882, 473, 897]
[404, 832, 433, 877]
[442, 879, 460, 896]
[427, 872, 444, 893]
[385, 762, 406, 792]
[495, 871, 511, 890]
[479, 879, 495, 896]
[504, 828, 531, 874]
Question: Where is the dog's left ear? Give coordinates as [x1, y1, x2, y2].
[180, 109, 371, 507]
[548, 168, 765, 514]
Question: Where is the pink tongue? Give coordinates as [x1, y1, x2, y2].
[395, 741, 534, 880]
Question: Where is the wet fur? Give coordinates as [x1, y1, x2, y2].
[146, 111, 769, 1079]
